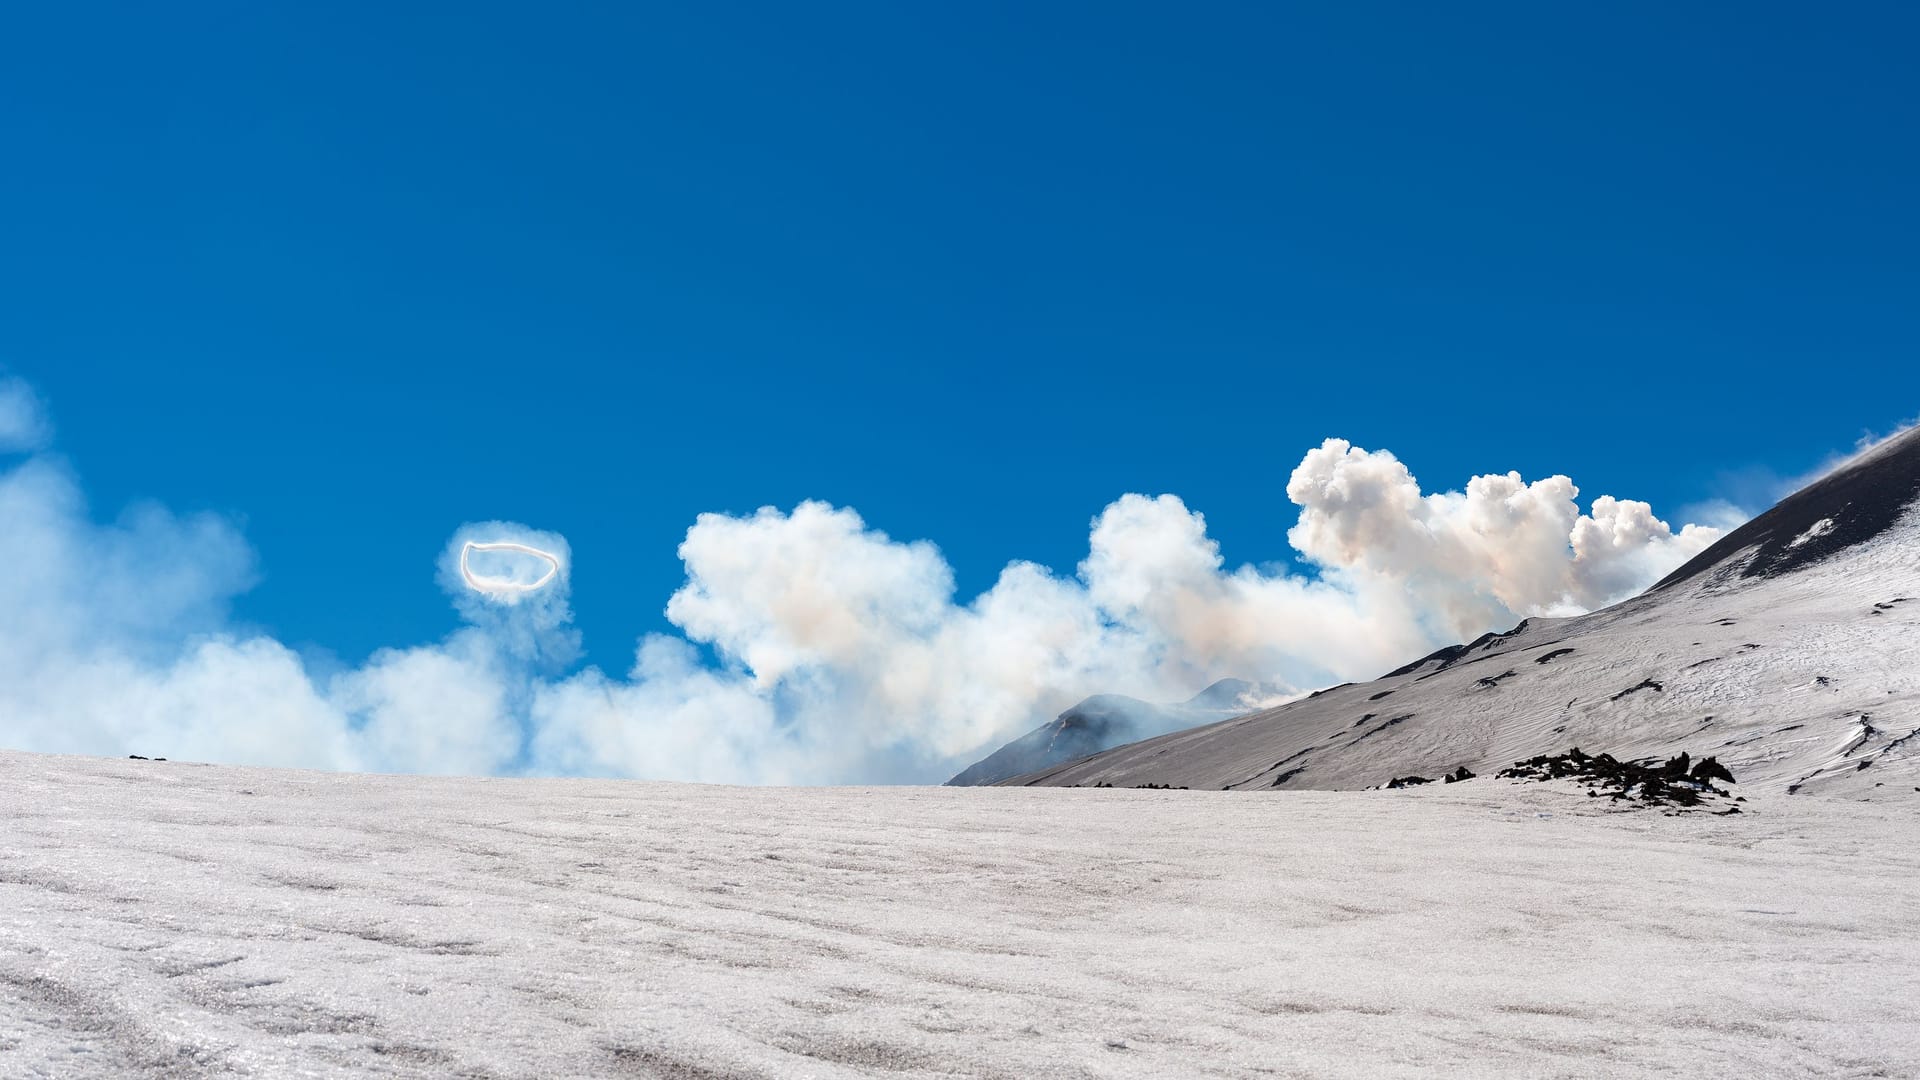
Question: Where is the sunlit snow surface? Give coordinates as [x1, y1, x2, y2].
[4, 752, 1918, 1078]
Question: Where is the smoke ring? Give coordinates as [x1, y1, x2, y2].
[460, 540, 561, 595]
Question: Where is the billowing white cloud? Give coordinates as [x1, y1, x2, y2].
[0, 382, 1735, 784]
[666, 503, 957, 691]
[0, 458, 255, 658]
[1285, 439, 1721, 629]
[1081, 493, 1424, 691]
[0, 377, 52, 454]
[337, 635, 520, 776]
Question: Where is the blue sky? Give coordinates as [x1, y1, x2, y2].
[1, 5, 1915, 779]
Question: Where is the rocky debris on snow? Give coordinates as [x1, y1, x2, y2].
[1390, 760, 1474, 787]
[1497, 748, 1741, 812]
[1351, 714, 1413, 743]
[1084, 781, 1190, 789]
[1382, 620, 1537, 680]
[1534, 649, 1575, 664]
[126, 755, 168, 762]
[1474, 670, 1518, 689]
[1839, 715, 1881, 757]
[1384, 766, 1475, 789]
[1882, 727, 1920, 755]
[1610, 679, 1664, 701]
[1223, 748, 1321, 791]
[1268, 748, 1312, 772]
[1688, 756, 1736, 785]
[1381, 643, 1472, 680]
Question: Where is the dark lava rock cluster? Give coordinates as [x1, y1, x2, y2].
[1498, 748, 1742, 813]
[1084, 781, 1190, 789]
[1384, 766, 1475, 789]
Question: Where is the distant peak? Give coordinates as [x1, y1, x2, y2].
[1184, 678, 1255, 710]
[1652, 423, 1920, 591]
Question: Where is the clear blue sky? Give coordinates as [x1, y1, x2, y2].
[4, 2, 1915, 670]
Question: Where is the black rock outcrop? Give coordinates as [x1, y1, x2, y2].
[1497, 748, 1739, 811]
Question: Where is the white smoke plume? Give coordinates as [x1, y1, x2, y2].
[1285, 440, 1723, 628]
[0, 383, 1733, 784]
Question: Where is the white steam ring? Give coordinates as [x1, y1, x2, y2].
[460, 540, 561, 594]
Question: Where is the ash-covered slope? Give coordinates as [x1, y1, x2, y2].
[1006, 426, 1920, 798]
[946, 679, 1268, 786]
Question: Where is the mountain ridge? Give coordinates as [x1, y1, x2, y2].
[1003, 426, 1920, 797]
[945, 679, 1274, 787]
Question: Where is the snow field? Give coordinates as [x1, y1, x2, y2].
[4, 751, 1918, 1078]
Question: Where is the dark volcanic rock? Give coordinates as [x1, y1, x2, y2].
[1381, 620, 1532, 679]
[1610, 679, 1664, 701]
[1497, 748, 1740, 811]
[1352, 714, 1413, 743]
[1387, 765, 1474, 788]
[1690, 757, 1736, 785]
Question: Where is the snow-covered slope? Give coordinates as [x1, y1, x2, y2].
[1006, 427, 1920, 796]
[5, 750, 1920, 1079]
[945, 679, 1272, 787]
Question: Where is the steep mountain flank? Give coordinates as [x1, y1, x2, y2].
[1006, 428, 1920, 799]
